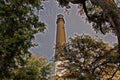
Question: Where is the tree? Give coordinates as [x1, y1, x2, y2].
[58, 34, 120, 79]
[10, 55, 52, 80]
[56, 0, 120, 79]
[57, 0, 120, 54]
[0, 0, 45, 78]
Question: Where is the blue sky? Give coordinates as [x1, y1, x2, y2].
[30, 0, 117, 60]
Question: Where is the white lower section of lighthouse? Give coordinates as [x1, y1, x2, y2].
[55, 60, 70, 77]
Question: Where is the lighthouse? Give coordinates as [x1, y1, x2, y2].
[55, 14, 69, 77]
[56, 14, 66, 47]
[55, 14, 66, 61]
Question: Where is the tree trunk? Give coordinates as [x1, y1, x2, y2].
[90, 0, 120, 54]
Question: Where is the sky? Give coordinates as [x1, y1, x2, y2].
[30, 0, 117, 60]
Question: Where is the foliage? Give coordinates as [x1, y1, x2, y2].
[56, 0, 120, 79]
[11, 55, 52, 80]
[58, 34, 120, 79]
[0, 0, 45, 78]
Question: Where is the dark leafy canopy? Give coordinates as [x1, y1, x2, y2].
[59, 35, 120, 79]
[0, 0, 45, 78]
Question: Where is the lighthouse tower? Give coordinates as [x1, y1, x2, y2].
[55, 14, 66, 61]
[55, 14, 69, 77]
[56, 14, 66, 47]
